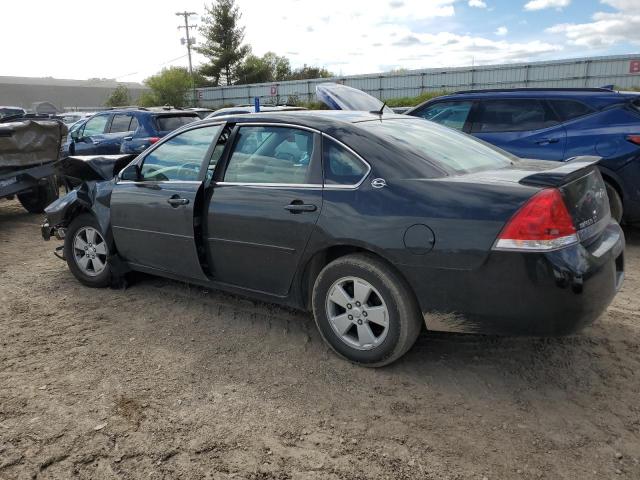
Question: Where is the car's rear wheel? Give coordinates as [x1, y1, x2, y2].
[312, 253, 422, 367]
[605, 181, 623, 223]
[64, 214, 111, 288]
[17, 177, 58, 214]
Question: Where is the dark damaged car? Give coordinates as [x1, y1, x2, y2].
[42, 110, 624, 366]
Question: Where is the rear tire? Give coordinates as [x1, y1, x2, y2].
[312, 253, 422, 367]
[605, 181, 623, 223]
[64, 213, 111, 288]
[17, 176, 58, 214]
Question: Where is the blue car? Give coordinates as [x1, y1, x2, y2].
[406, 88, 640, 223]
[64, 108, 199, 157]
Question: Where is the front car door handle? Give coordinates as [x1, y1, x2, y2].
[536, 138, 560, 145]
[123, 136, 133, 141]
[167, 197, 190, 207]
[284, 203, 317, 213]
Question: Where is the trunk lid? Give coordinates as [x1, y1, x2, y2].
[316, 83, 394, 113]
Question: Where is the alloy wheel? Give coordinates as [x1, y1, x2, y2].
[73, 227, 108, 277]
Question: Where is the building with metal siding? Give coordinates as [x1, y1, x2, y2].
[195, 54, 640, 108]
[0, 76, 148, 112]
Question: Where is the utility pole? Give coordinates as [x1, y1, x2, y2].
[176, 11, 197, 106]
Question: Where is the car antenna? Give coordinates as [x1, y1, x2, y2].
[370, 102, 386, 116]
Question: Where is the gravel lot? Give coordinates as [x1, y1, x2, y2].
[1, 198, 639, 480]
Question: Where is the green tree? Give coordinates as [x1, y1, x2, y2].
[140, 67, 192, 107]
[288, 65, 333, 81]
[104, 85, 131, 107]
[196, 0, 250, 86]
[235, 52, 292, 85]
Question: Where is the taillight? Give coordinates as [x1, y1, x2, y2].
[626, 135, 640, 146]
[493, 188, 578, 252]
[148, 137, 160, 144]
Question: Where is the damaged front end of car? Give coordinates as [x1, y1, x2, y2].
[42, 155, 134, 266]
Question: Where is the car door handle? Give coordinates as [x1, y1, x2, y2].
[536, 138, 560, 145]
[167, 196, 190, 207]
[284, 202, 317, 213]
[92, 140, 102, 145]
[123, 136, 133, 141]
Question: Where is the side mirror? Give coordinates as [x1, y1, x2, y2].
[120, 164, 141, 181]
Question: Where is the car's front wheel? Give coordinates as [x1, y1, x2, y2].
[64, 213, 111, 288]
[312, 253, 422, 367]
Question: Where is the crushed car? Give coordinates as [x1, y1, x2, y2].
[0, 116, 67, 213]
[42, 88, 624, 366]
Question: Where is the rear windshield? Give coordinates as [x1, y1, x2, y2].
[359, 118, 515, 174]
[155, 114, 198, 131]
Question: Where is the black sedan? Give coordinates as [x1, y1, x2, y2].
[42, 111, 625, 366]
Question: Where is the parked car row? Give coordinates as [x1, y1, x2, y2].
[41, 84, 626, 366]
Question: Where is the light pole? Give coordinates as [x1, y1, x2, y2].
[176, 11, 197, 106]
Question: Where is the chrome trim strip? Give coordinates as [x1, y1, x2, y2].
[112, 225, 192, 239]
[232, 122, 321, 134]
[117, 180, 203, 185]
[215, 182, 322, 189]
[207, 236, 296, 253]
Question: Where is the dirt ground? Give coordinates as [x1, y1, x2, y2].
[0, 198, 639, 480]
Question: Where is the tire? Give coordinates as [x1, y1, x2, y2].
[64, 213, 111, 288]
[17, 176, 58, 214]
[312, 253, 422, 367]
[605, 181, 623, 224]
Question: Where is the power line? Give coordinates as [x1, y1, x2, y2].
[176, 11, 198, 106]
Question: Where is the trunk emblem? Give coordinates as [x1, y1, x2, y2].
[371, 178, 386, 189]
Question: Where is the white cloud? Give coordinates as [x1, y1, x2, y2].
[495, 26, 509, 36]
[468, 0, 487, 7]
[524, 0, 570, 11]
[546, 0, 640, 47]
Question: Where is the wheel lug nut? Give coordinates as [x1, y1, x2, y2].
[356, 301, 361, 307]
[347, 304, 352, 309]
[363, 311, 368, 317]
[348, 315, 353, 320]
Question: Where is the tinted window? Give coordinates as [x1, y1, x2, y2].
[155, 115, 198, 131]
[473, 99, 558, 133]
[83, 115, 109, 136]
[140, 125, 221, 181]
[109, 114, 132, 133]
[415, 101, 472, 130]
[323, 138, 368, 185]
[224, 126, 314, 184]
[359, 118, 514, 174]
[129, 116, 139, 131]
[549, 100, 595, 121]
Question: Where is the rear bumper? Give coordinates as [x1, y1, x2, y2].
[404, 221, 625, 336]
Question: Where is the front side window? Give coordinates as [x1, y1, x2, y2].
[473, 99, 558, 133]
[415, 101, 472, 131]
[139, 125, 222, 181]
[83, 115, 109, 136]
[323, 138, 368, 185]
[223, 126, 314, 184]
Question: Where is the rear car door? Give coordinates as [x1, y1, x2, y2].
[111, 124, 224, 280]
[470, 99, 567, 160]
[73, 114, 111, 155]
[101, 113, 136, 154]
[206, 124, 323, 296]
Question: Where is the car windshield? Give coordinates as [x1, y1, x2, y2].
[359, 118, 515, 174]
[0, 108, 24, 118]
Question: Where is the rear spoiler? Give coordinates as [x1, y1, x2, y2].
[519, 156, 601, 188]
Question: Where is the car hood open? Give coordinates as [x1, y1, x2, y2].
[316, 83, 393, 113]
[60, 155, 136, 182]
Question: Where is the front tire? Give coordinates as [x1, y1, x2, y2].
[17, 177, 58, 214]
[64, 214, 111, 288]
[605, 181, 623, 224]
[312, 254, 422, 367]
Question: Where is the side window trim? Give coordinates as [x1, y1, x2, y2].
[215, 123, 323, 187]
[126, 123, 225, 184]
[321, 133, 371, 190]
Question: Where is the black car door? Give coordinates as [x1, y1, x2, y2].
[110, 124, 224, 281]
[206, 124, 323, 296]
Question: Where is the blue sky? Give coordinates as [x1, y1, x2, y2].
[2, 0, 639, 81]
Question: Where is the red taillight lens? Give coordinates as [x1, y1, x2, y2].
[626, 134, 640, 146]
[148, 137, 160, 144]
[494, 188, 578, 251]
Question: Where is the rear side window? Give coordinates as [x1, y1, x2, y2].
[473, 99, 558, 133]
[549, 100, 595, 122]
[323, 138, 368, 185]
[223, 126, 314, 184]
[413, 101, 472, 131]
[109, 114, 133, 133]
[155, 115, 198, 131]
[129, 116, 139, 131]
